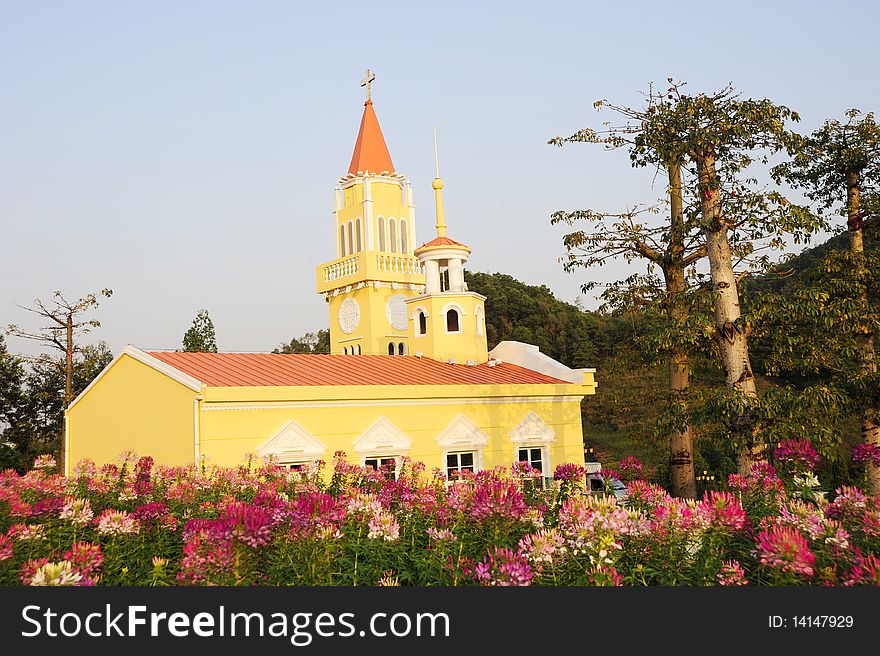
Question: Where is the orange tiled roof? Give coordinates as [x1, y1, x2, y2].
[146, 352, 569, 387]
[348, 100, 395, 175]
[415, 236, 470, 250]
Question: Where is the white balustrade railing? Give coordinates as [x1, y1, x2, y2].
[323, 255, 360, 282]
[376, 254, 423, 275]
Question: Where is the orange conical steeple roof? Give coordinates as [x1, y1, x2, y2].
[348, 100, 395, 175]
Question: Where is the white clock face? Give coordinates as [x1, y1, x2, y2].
[385, 294, 408, 331]
[338, 298, 360, 334]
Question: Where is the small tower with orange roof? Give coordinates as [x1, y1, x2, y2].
[316, 70, 426, 356]
[405, 132, 489, 364]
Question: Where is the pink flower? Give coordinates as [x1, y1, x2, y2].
[470, 479, 527, 521]
[60, 497, 94, 526]
[63, 542, 103, 577]
[717, 560, 749, 586]
[553, 463, 585, 483]
[845, 553, 880, 586]
[95, 509, 139, 536]
[618, 456, 643, 480]
[703, 491, 748, 532]
[0, 534, 13, 561]
[852, 443, 880, 467]
[774, 439, 820, 472]
[367, 512, 400, 541]
[519, 529, 567, 565]
[756, 525, 816, 578]
[474, 547, 533, 586]
[176, 536, 237, 585]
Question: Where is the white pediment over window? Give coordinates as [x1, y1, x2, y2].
[436, 414, 489, 450]
[353, 417, 413, 456]
[509, 412, 556, 445]
[258, 420, 327, 460]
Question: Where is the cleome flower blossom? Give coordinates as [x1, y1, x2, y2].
[702, 491, 749, 533]
[60, 497, 94, 526]
[756, 525, 816, 578]
[367, 511, 400, 542]
[852, 443, 880, 467]
[774, 439, 820, 472]
[717, 560, 748, 586]
[29, 561, 85, 586]
[470, 479, 527, 521]
[474, 547, 533, 586]
[95, 509, 139, 536]
[518, 528, 567, 566]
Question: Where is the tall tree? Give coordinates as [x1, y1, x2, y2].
[16, 342, 114, 464]
[773, 110, 880, 492]
[634, 83, 823, 473]
[549, 87, 706, 497]
[7, 289, 113, 407]
[182, 309, 218, 353]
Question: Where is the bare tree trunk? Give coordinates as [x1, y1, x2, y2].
[696, 154, 764, 474]
[847, 171, 880, 495]
[665, 164, 697, 498]
[65, 315, 73, 408]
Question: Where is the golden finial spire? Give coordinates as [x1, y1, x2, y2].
[433, 126, 447, 238]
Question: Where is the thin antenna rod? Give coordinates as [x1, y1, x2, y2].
[433, 126, 440, 178]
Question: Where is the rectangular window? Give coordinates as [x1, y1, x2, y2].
[517, 447, 544, 475]
[364, 456, 398, 479]
[440, 267, 450, 292]
[446, 451, 475, 479]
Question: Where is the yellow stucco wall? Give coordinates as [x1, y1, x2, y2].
[66, 355, 592, 478]
[198, 384, 587, 474]
[327, 284, 421, 355]
[65, 354, 197, 475]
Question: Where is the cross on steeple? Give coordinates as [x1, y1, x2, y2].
[360, 68, 376, 102]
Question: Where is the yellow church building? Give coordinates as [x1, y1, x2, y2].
[64, 73, 597, 480]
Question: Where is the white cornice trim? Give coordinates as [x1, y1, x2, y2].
[200, 395, 584, 412]
[66, 345, 202, 412]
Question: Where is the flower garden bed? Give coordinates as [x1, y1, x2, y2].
[1, 445, 879, 586]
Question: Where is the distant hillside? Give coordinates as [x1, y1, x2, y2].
[748, 216, 878, 295]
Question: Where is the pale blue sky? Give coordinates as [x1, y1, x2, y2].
[2, 1, 878, 355]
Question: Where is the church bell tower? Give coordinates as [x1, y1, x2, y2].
[316, 70, 426, 355]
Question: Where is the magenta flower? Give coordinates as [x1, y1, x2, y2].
[756, 525, 816, 578]
[0, 534, 12, 561]
[852, 443, 880, 467]
[703, 491, 748, 532]
[176, 536, 237, 585]
[134, 456, 154, 497]
[717, 560, 749, 586]
[470, 479, 527, 521]
[474, 547, 534, 586]
[774, 439, 820, 472]
[553, 463, 586, 483]
[215, 502, 274, 548]
[618, 456, 643, 480]
[845, 553, 880, 586]
[63, 542, 103, 577]
[132, 502, 172, 530]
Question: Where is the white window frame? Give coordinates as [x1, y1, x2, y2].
[435, 414, 488, 481]
[509, 412, 556, 484]
[441, 302, 465, 335]
[362, 455, 401, 479]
